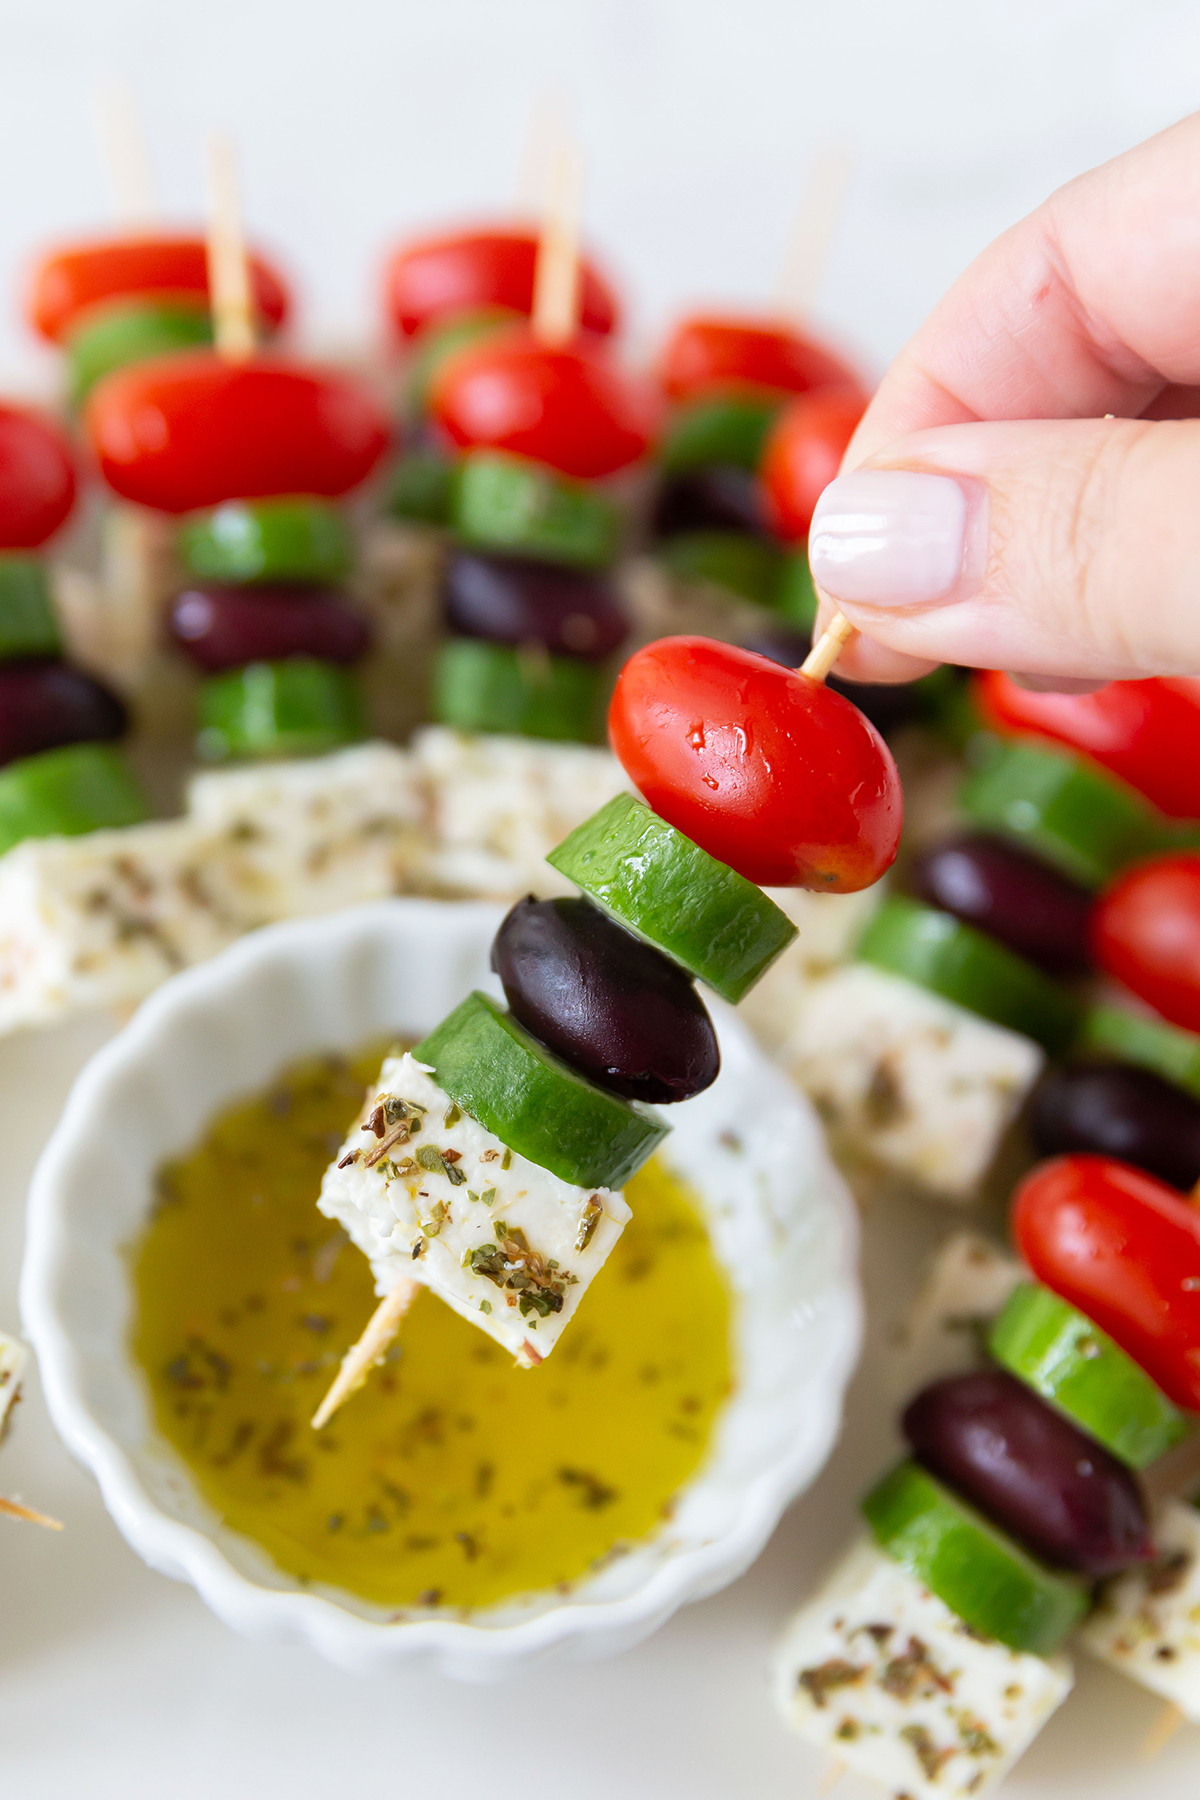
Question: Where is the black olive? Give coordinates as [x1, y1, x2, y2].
[651, 465, 768, 539]
[441, 551, 627, 661]
[491, 896, 719, 1104]
[0, 659, 127, 768]
[904, 1369, 1152, 1576]
[1030, 1061, 1200, 1191]
[910, 833, 1093, 976]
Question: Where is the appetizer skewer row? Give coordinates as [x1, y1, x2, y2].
[313, 629, 902, 1410]
[775, 1149, 1200, 1797]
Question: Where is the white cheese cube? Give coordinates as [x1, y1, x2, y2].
[0, 1330, 27, 1440]
[739, 882, 883, 1057]
[1081, 1497, 1200, 1720]
[187, 741, 429, 924]
[318, 1050, 631, 1363]
[410, 725, 630, 899]
[0, 819, 241, 1033]
[778, 963, 1043, 1200]
[887, 1232, 1024, 1400]
[772, 1536, 1073, 1800]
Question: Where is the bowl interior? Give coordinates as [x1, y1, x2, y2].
[23, 898, 861, 1674]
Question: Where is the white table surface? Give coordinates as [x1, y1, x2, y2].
[1, 1012, 1197, 1799]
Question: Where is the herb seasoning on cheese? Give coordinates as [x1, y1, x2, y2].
[131, 1046, 731, 1611]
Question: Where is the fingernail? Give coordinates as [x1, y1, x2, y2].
[809, 470, 973, 607]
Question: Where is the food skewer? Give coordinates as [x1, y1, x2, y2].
[92, 76, 157, 228]
[0, 1495, 63, 1530]
[204, 133, 256, 362]
[311, 1275, 420, 1429]
[800, 608, 854, 680]
[530, 140, 582, 347]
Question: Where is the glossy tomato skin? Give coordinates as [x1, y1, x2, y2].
[1091, 854, 1200, 1032]
[28, 235, 289, 343]
[1013, 1153, 1200, 1412]
[383, 227, 618, 340]
[975, 670, 1200, 821]
[608, 636, 902, 891]
[429, 328, 658, 481]
[660, 315, 865, 404]
[760, 389, 866, 541]
[85, 351, 391, 513]
[0, 406, 76, 546]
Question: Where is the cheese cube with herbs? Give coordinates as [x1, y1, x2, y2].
[1081, 1497, 1200, 1719]
[779, 964, 1044, 1199]
[188, 740, 428, 925]
[318, 1050, 631, 1363]
[0, 1330, 27, 1440]
[887, 1232, 1024, 1400]
[739, 882, 883, 1057]
[411, 725, 630, 899]
[772, 1537, 1073, 1800]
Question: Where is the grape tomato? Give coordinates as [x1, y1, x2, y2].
[1091, 854, 1200, 1033]
[383, 227, 619, 340]
[0, 406, 76, 547]
[760, 389, 866, 542]
[660, 314, 865, 404]
[28, 234, 289, 343]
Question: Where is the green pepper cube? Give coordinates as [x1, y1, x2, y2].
[0, 555, 61, 660]
[0, 743, 148, 857]
[431, 638, 608, 744]
[181, 497, 354, 585]
[451, 450, 619, 569]
[196, 659, 366, 761]
[990, 1282, 1187, 1469]
[548, 792, 797, 1004]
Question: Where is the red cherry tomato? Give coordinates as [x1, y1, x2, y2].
[1013, 1153, 1200, 1411]
[27, 235, 290, 344]
[0, 405, 76, 547]
[660, 315, 866, 404]
[1090, 854, 1200, 1032]
[429, 328, 658, 481]
[85, 351, 390, 513]
[608, 636, 901, 890]
[976, 670, 1200, 821]
[760, 390, 867, 541]
[383, 227, 619, 341]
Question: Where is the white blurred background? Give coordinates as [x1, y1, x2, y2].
[1, 0, 1199, 391]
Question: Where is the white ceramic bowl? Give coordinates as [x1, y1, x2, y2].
[22, 898, 860, 1679]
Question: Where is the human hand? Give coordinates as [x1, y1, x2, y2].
[808, 114, 1200, 687]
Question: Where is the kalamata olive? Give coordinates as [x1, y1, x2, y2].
[746, 627, 922, 739]
[441, 552, 628, 661]
[491, 895, 719, 1103]
[169, 584, 371, 673]
[1030, 1061, 1200, 1191]
[910, 833, 1092, 976]
[903, 1369, 1152, 1576]
[0, 658, 127, 767]
[651, 465, 767, 539]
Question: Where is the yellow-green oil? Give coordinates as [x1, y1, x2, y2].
[131, 1046, 732, 1611]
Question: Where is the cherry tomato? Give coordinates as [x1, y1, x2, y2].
[660, 315, 866, 404]
[1090, 854, 1200, 1032]
[1013, 1153, 1200, 1411]
[0, 405, 76, 547]
[976, 670, 1200, 821]
[27, 235, 289, 344]
[760, 390, 867, 541]
[608, 636, 902, 890]
[383, 227, 619, 341]
[429, 327, 658, 481]
[85, 351, 390, 513]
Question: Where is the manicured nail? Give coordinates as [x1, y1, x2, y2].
[809, 470, 972, 607]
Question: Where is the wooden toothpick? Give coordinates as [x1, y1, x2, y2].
[0, 1495, 63, 1530]
[311, 1276, 420, 1430]
[531, 142, 583, 347]
[204, 133, 256, 362]
[93, 77, 157, 229]
[776, 137, 856, 325]
[800, 610, 856, 681]
[1141, 1701, 1185, 1761]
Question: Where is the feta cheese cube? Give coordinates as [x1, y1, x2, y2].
[0, 818, 241, 1033]
[778, 963, 1044, 1200]
[1081, 1497, 1200, 1720]
[772, 1536, 1073, 1800]
[739, 882, 883, 1057]
[411, 725, 630, 899]
[0, 1330, 27, 1440]
[188, 741, 428, 924]
[318, 1050, 631, 1363]
[887, 1232, 1024, 1400]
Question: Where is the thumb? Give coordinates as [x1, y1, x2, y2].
[807, 416, 1200, 685]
